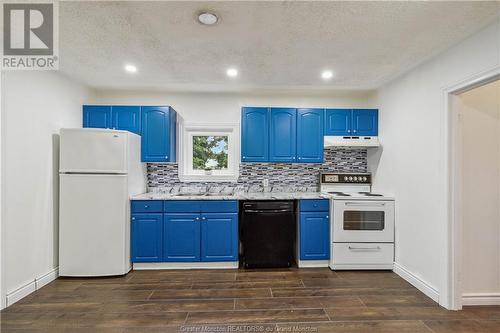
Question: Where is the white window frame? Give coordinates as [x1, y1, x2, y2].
[178, 121, 239, 182]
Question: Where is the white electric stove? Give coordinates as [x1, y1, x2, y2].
[320, 172, 395, 270]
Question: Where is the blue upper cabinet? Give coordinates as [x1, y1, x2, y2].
[269, 108, 297, 162]
[83, 105, 112, 129]
[141, 106, 177, 162]
[163, 213, 201, 262]
[112, 106, 141, 134]
[297, 108, 324, 163]
[324, 109, 352, 136]
[241, 107, 269, 162]
[131, 213, 163, 262]
[201, 213, 238, 262]
[352, 109, 378, 136]
[325, 108, 379, 136]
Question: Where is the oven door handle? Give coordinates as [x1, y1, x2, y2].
[348, 246, 381, 251]
[344, 202, 386, 207]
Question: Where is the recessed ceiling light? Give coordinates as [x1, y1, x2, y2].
[226, 68, 238, 78]
[198, 12, 218, 25]
[321, 70, 334, 80]
[124, 64, 137, 73]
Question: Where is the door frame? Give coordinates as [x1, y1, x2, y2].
[443, 66, 500, 310]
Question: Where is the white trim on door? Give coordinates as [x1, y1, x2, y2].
[443, 65, 500, 310]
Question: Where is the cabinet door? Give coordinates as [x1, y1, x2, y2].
[324, 109, 351, 136]
[83, 105, 112, 129]
[352, 109, 378, 136]
[297, 108, 324, 163]
[141, 106, 171, 162]
[300, 212, 330, 260]
[201, 213, 238, 262]
[112, 106, 141, 134]
[164, 213, 200, 262]
[269, 108, 297, 162]
[241, 107, 269, 162]
[131, 213, 163, 262]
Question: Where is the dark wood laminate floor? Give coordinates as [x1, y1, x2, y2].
[1, 268, 499, 333]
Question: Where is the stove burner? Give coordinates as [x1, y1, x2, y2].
[328, 191, 351, 197]
[359, 192, 383, 197]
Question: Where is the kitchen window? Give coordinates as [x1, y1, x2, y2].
[178, 123, 239, 182]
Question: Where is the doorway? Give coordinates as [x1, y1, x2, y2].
[449, 77, 500, 309]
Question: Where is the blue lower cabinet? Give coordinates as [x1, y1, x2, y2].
[201, 213, 238, 262]
[299, 211, 330, 260]
[131, 213, 163, 262]
[164, 213, 201, 262]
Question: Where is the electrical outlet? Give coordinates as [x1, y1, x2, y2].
[262, 179, 269, 187]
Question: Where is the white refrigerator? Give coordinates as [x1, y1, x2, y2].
[59, 128, 146, 276]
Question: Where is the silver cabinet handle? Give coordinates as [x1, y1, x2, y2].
[348, 246, 381, 251]
[345, 202, 386, 207]
[132, 217, 136, 220]
[195, 217, 200, 221]
[201, 217, 206, 220]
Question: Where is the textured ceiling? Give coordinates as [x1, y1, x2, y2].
[59, 1, 500, 92]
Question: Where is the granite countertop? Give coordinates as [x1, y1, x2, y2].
[132, 192, 330, 201]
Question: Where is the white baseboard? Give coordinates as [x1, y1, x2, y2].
[5, 281, 36, 307]
[462, 293, 500, 306]
[297, 260, 329, 268]
[133, 262, 239, 270]
[5, 267, 59, 307]
[36, 267, 59, 289]
[393, 262, 439, 303]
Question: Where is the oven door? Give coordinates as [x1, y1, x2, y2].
[332, 200, 394, 243]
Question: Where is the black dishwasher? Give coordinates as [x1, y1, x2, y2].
[240, 200, 296, 268]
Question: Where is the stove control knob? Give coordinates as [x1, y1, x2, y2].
[353, 176, 358, 181]
[363, 176, 367, 181]
[349, 176, 353, 181]
[344, 176, 348, 181]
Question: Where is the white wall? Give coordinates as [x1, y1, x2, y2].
[92, 90, 376, 123]
[1, 71, 92, 307]
[458, 80, 500, 297]
[373, 19, 500, 307]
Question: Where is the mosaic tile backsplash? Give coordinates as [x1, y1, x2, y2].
[147, 148, 367, 193]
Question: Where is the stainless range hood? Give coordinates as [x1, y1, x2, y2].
[324, 136, 380, 148]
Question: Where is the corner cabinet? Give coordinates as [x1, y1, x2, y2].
[141, 106, 177, 162]
[83, 105, 178, 163]
[299, 199, 330, 261]
[324, 108, 378, 136]
[241, 107, 269, 162]
[131, 200, 238, 263]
